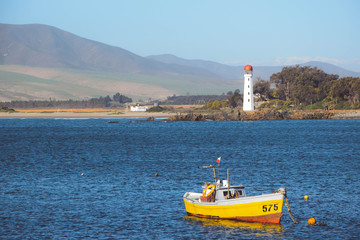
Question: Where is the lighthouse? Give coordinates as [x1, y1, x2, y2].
[243, 65, 254, 111]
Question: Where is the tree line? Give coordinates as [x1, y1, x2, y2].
[0, 92, 132, 109]
[267, 65, 359, 109]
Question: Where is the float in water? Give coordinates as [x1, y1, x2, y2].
[183, 165, 290, 224]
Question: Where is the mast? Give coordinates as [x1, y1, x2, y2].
[227, 169, 230, 197]
[198, 165, 217, 183]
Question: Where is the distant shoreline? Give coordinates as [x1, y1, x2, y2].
[0, 111, 177, 119]
[0, 109, 359, 120]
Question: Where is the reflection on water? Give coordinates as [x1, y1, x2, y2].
[184, 215, 285, 238]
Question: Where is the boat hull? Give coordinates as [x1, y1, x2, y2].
[183, 192, 284, 224]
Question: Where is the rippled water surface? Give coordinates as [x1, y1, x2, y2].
[1, 118, 359, 239]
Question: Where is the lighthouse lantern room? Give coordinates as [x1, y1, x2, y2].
[243, 65, 254, 111]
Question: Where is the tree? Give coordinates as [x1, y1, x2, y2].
[227, 91, 243, 108]
[105, 95, 112, 107]
[113, 92, 132, 103]
[270, 65, 338, 105]
[349, 78, 360, 106]
[254, 79, 271, 101]
[330, 77, 360, 107]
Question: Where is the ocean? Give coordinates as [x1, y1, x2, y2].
[1, 118, 359, 239]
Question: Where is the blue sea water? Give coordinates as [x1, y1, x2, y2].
[0, 118, 359, 239]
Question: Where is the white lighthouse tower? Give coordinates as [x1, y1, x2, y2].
[243, 65, 254, 111]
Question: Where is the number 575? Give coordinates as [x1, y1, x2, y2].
[262, 204, 279, 212]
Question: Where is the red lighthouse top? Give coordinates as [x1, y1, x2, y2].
[244, 65, 253, 71]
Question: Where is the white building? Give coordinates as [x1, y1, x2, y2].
[243, 65, 254, 111]
[130, 104, 148, 112]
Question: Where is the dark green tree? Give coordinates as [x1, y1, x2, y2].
[227, 91, 243, 108]
[113, 92, 132, 103]
[254, 79, 271, 101]
[330, 77, 360, 107]
[270, 65, 338, 105]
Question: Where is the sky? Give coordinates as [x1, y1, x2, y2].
[1, 0, 360, 71]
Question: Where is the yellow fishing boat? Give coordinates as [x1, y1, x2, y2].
[183, 165, 288, 224]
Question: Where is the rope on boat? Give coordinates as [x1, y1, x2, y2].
[276, 188, 299, 224]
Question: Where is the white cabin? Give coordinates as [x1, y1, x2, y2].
[130, 105, 148, 112]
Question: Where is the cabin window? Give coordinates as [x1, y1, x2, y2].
[223, 191, 235, 197]
[223, 190, 242, 198]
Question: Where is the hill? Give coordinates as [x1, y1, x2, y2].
[1, 23, 359, 101]
[148, 54, 360, 80]
[0, 23, 219, 77]
[0, 23, 239, 101]
[0, 65, 240, 101]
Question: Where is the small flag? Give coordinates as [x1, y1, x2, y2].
[216, 157, 221, 163]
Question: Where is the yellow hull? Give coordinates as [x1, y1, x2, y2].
[183, 193, 284, 224]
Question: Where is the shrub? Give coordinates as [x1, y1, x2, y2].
[304, 101, 323, 110]
[334, 101, 352, 110]
[148, 106, 165, 112]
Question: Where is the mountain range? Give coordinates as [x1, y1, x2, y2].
[148, 54, 360, 81]
[1, 23, 359, 101]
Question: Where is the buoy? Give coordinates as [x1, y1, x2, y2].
[155, 173, 159, 177]
[81, 173, 84, 176]
[304, 195, 309, 201]
[308, 217, 316, 225]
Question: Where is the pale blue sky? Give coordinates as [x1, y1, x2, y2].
[1, 0, 360, 71]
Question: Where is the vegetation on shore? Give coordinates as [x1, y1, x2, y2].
[201, 65, 360, 112]
[0, 107, 15, 113]
[166, 65, 359, 121]
[0, 92, 132, 109]
[161, 94, 228, 105]
[261, 66, 359, 110]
